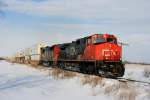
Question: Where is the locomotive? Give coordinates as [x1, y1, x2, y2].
[41, 34, 125, 77]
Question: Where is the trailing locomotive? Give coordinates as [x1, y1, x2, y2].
[41, 34, 125, 77]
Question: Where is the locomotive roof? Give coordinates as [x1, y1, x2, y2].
[84, 33, 116, 39]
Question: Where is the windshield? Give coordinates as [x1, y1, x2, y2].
[107, 38, 117, 44]
[95, 38, 106, 43]
[94, 37, 117, 44]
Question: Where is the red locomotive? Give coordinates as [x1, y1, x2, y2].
[41, 34, 125, 77]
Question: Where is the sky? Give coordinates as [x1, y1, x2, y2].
[0, 0, 150, 63]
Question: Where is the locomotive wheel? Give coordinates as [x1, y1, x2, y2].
[112, 64, 125, 77]
[58, 62, 64, 69]
[79, 64, 87, 74]
[87, 65, 95, 74]
[118, 64, 125, 77]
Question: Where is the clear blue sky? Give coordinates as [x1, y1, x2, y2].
[0, 0, 150, 63]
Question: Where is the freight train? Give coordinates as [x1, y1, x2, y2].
[13, 34, 125, 77]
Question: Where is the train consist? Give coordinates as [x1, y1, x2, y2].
[13, 34, 125, 77]
[13, 43, 47, 65]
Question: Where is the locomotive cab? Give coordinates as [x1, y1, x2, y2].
[83, 34, 122, 61]
[84, 34, 121, 61]
[82, 34, 124, 77]
[92, 34, 117, 44]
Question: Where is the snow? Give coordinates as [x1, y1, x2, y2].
[0, 61, 150, 100]
[124, 64, 150, 83]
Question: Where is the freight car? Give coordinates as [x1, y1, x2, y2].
[14, 51, 25, 63]
[41, 34, 125, 77]
[13, 43, 47, 66]
[26, 43, 46, 65]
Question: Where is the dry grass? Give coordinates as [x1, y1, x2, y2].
[30, 61, 40, 67]
[103, 81, 120, 95]
[80, 75, 103, 88]
[80, 75, 103, 96]
[117, 82, 136, 100]
[50, 68, 76, 80]
[80, 76, 136, 99]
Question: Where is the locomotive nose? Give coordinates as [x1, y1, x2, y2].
[102, 49, 119, 61]
[102, 49, 111, 60]
[100, 42, 121, 61]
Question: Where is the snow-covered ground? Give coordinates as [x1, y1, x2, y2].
[0, 61, 149, 100]
[124, 64, 150, 83]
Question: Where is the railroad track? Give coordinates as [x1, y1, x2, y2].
[116, 77, 150, 84]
